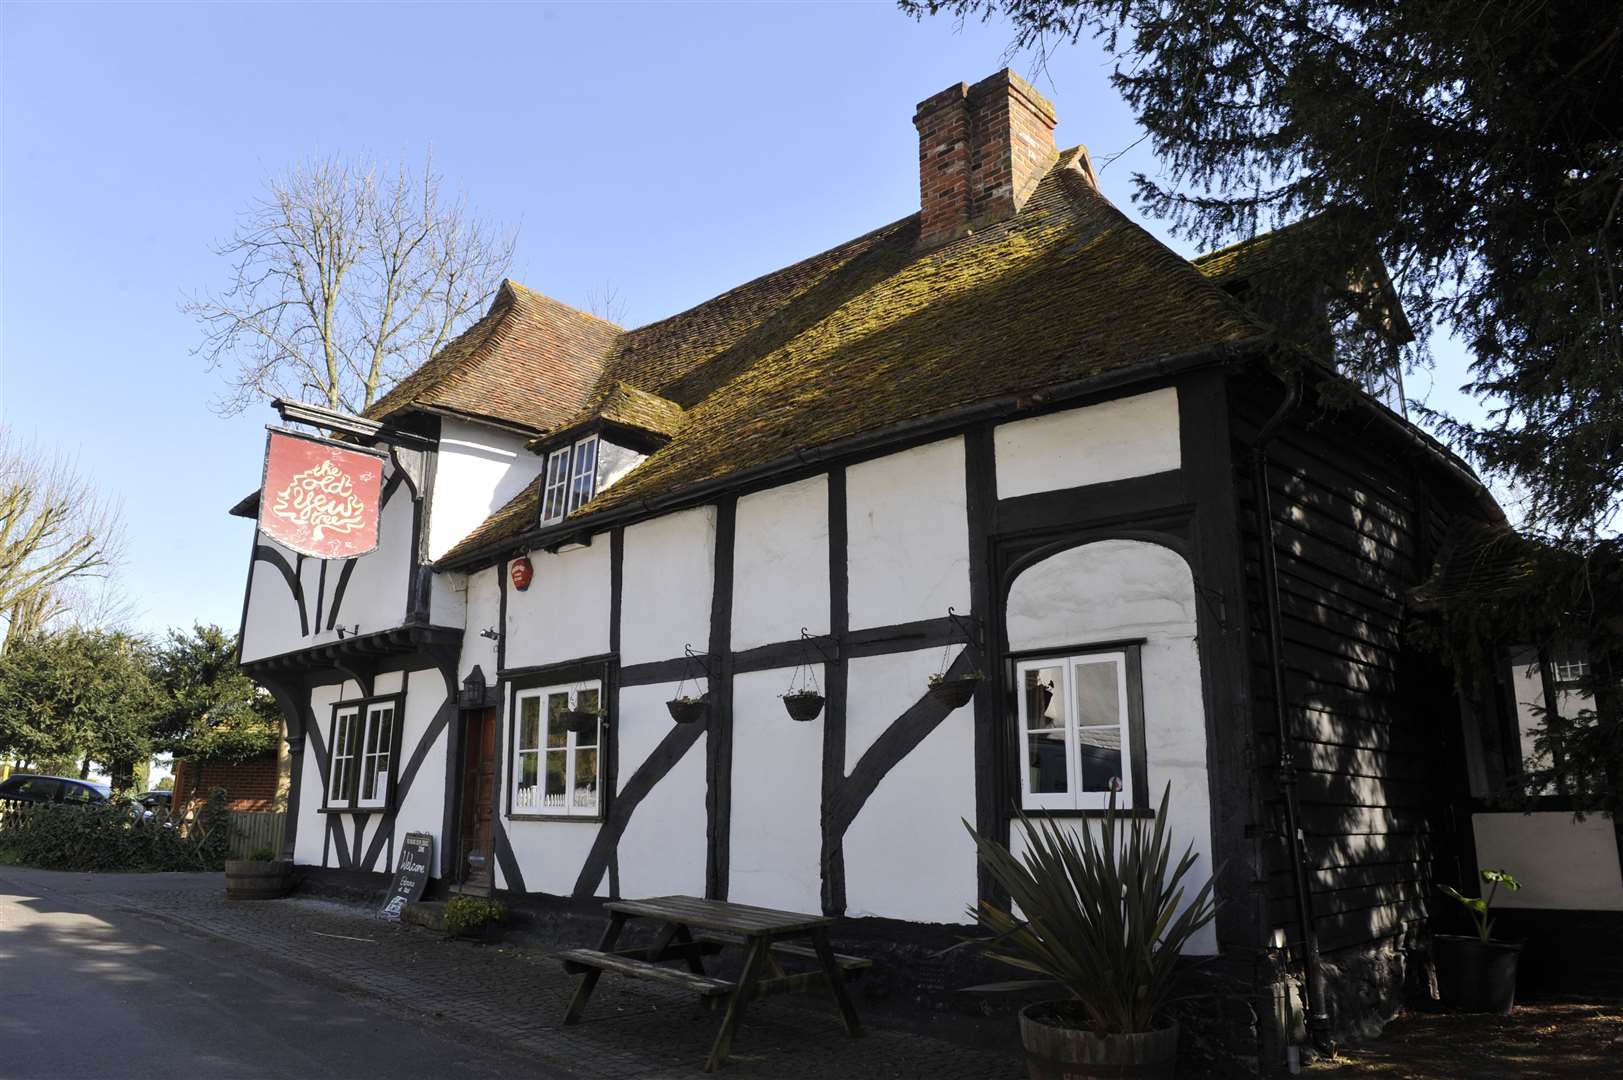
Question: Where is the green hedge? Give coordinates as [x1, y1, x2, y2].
[0, 788, 233, 872]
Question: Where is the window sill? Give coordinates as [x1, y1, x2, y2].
[318, 804, 393, 815]
[1019, 807, 1155, 819]
[508, 811, 604, 823]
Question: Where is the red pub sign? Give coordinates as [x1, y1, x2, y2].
[257, 430, 385, 559]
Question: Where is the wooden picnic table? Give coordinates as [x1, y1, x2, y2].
[557, 894, 868, 1072]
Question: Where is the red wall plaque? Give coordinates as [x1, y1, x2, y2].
[257, 430, 385, 559]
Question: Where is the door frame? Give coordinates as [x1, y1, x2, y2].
[454, 705, 498, 888]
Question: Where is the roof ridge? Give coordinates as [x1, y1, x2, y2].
[507, 278, 626, 331]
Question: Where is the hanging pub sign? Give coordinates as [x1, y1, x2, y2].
[257, 429, 386, 559]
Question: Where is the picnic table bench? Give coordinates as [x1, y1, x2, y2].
[557, 894, 869, 1071]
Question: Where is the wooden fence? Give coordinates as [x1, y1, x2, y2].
[225, 810, 286, 859]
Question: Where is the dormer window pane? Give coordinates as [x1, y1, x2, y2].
[569, 436, 598, 513]
[541, 448, 571, 524]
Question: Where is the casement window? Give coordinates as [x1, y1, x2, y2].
[540, 435, 600, 525]
[512, 680, 603, 818]
[1550, 651, 1590, 685]
[1014, 646, 1146, 812]
[325, 696, 401, 810]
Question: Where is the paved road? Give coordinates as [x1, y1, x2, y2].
[0, 866, 550, 1080]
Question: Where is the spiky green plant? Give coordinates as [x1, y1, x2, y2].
[1439, 868, 1521, 943]
[964, 784, 1218, 1035]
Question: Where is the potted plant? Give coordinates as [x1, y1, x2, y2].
[1435, 868, 1522, 1013]
[666, 693, 708, 725]
[781, 688, 825, 722]
[444, 894, 507, 944]
[559, 705, 606, 737]
[224, 846, 296, 900]
[927, 670, 982, 709]
[963, 785, 1216, 1080]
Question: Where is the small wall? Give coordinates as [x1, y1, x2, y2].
[729, 666, 825, 911]
[732, 476, 829, 650]
[846, 437, 970, 630]
[1473, 811, 1623, 911]
[993, 387, 1180, 498]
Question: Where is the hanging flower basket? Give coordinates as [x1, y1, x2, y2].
[666, 695, 709, 725]
[560, 708, 606, 736]
[781, 690, 825, 723]
[928, 671, 982, 709]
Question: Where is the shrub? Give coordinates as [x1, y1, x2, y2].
[1, 787, 234, 873]
[444, 894, 506, 938]
[964, 784, 1218, 1035]
[246, 847, 278, 862]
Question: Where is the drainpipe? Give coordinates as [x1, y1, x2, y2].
[1250, 374, 1333, 1052]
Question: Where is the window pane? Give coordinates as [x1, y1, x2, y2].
[519, 696, 541, 752]
[573, 747, 598, 809]
[1024, 665, 1064, 729]
[516, 751, 539, 810]
[546, 693, 570, 749]
[543, 750, 567, 808]
[569, 439, 597, 512]
[1027, 729, 1069, 794]
[1073, 661, 1121, 729]
[1078, 726, 1124, 793]
[543, 450, 569, 521]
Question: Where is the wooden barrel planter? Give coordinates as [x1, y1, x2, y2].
[224, 859, 295, 900]
[1018, 1005, 1179, 1080]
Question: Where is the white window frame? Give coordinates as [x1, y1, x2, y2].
[568, 434, 598, 514]
[327, 705, 361, 809]
[539, 435, 601, 526]
[541, 447, 572, 524]
[1551, 654, 1590, 685]
[511, 679, 603, 819]
[357, 701, 396, 809]
[1015, 650, 1135, 811]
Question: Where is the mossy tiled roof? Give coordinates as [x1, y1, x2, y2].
[366, 280, 620, 433]
[531, 381, 686, 452]
[439, 149, 1266, 566]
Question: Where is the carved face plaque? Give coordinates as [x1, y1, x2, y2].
[258, 430, 384, 559]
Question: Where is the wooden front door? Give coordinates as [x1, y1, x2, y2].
[458, 708, 498, 890]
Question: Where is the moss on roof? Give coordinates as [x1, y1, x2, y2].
[366, 280, 621, 433]
[440, 149, 1266, 565]
[530, 381, 686, 453]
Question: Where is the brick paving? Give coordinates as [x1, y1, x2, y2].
[71, 873, 1021, 1080]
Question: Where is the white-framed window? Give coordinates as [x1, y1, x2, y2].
[539, 435, 601, 526]
[327, 706, 361, 809]
[512, 680, 602, 817]
[541, 447, 572, 524]
[1551, 652, 1590, 684]
[1015, 649, 1140, 811]
[357, 701, 396, 808]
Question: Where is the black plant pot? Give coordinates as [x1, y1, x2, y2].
[782, 693, 825, 722]
[927, 675, 980, 709]
[1434, 934, 1521, 1013]
[560, 710, 603, 737]
[667, 698, 708, 724]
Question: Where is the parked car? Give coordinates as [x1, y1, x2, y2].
[136, 790, 171, 810]
[0, 774, 112, 805]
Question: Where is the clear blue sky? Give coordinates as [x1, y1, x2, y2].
[1, 1, 1484, 638]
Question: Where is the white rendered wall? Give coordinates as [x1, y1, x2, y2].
[1506, 647, 1591, 770]
[621, 507, 716, 665]
[732, 475, 829, 650]
[428, 419, 545, 561]
[842, 647, 978, 924]
[503, 541, 611, 669]
[458, 567, 501, 683]
[1473, 812, 1623, 911]
[614, 680, 710, 898]
[1005, 538, 1218, 955]
[597, 440, 647, 495]
[729, 667, 825, 912]
[993, 388, 1180, 499]
[846, 438, 970, 630]
[391, 667, 450, 877]
[241, 554, 307, 662]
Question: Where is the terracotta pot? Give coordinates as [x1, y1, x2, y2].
[928, 675, 980, 709]
[1018, 1003, 1179, 1080]
[667, 698, 708, 724]
[782, 692, 825, 722]
[1434, 934, 1521, 1013]
[224, 859, 295, 900]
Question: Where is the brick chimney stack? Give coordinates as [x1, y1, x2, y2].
[913, 69, 1058, 250]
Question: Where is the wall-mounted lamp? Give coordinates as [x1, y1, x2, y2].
[479, 627, 502, 642]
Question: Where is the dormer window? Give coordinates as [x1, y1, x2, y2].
[542, 434, 599, 525]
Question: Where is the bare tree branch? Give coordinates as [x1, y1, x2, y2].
[185, 153, 516, 416]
